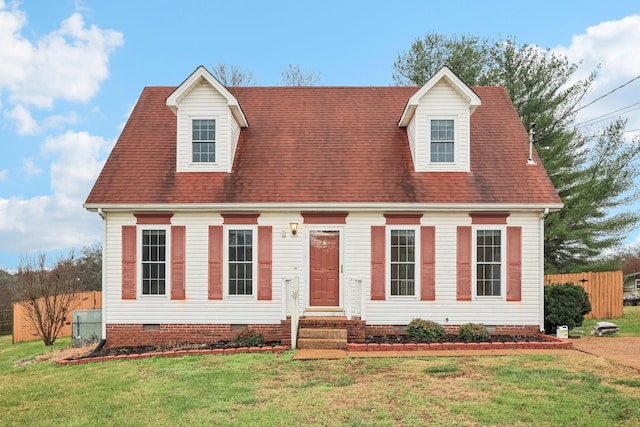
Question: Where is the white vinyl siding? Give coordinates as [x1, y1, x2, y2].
[102, 210, 543, 329]
[408, 80, 471, 172]
[176, 82, 240, 173]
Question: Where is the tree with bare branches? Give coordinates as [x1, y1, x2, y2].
[281, 64, 321, 86]
[12, 253, 85, 346]
[211, 63, 256, 86]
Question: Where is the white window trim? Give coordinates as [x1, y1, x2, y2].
[386, 225, 420, 300]
[137, 225, 171, 299]
[472, 225, 506, 300]
[427, 116, 458, 167]
[635, 278, 640, 290]
[224, 225, 258, 300]
[190, 117, 218, 166]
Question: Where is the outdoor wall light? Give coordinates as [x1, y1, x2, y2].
[289, 222, 299, 236]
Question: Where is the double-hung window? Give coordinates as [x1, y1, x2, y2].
[476, 229, 503, 297]
[141, 229, 167, 295]
[192, 119, 216, 163]
[430, 119, 454, 163]
[389, 229, 416, 296]
[228, 229, 254, 296]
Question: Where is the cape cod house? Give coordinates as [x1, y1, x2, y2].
[84, 66, 562, 348]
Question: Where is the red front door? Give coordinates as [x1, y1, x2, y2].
[309, 231, 340, 306]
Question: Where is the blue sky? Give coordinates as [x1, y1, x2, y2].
[0, 0, 639, 270]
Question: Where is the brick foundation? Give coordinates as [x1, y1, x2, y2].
[298, 317, 366, 342]
[105, 322, 288, 348]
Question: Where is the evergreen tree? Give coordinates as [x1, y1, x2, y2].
[393, 34, 640, 272]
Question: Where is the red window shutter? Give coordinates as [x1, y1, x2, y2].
[121, 226, 137, 300]
[171, 226, 186, 300]
[371, 226, 386, 300]
[421, 226, 436, 301]
[258, 226, 272, 300]
[208, 226, 223, 300]
[507, 226, 522, 301]
[456, 226, 472, 301]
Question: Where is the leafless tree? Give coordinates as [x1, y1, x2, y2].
[211, 63, 256, 86]
[12, 253, 85, 346]
[281, 64, 321, 86]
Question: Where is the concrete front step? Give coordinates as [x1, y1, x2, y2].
[297, 338, 347, 350]
[298, 328, 347, 340]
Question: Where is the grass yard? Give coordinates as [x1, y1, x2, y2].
[573, 306, 640, 336]
[2, 334, 640, 426]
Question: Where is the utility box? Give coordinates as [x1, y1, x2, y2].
[72, 309, 102, 348]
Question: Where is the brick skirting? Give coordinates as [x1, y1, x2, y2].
[105, 322, 289, 348]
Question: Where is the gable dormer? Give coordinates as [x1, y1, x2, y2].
[166, 66, 248, 173]
[399, 66, 481, 172]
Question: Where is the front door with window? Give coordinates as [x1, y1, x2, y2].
[309, 231, 340, 306]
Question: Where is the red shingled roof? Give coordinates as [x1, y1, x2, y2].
[85, 85, 561, 206]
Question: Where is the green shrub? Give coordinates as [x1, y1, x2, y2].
[544, 282, 592, 333]
[458, 323, 490, 342]
[234, 328, 265, 347]
[406, 319, 446, 343]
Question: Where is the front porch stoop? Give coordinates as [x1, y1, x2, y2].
[297, 328, 347, 350]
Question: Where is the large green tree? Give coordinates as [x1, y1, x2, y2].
[393, 34, 640, 272]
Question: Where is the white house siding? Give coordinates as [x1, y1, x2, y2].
[104, 212, 283, 326]
[364, 211, 542, 329]
[175, 82, 234, 173]
[406, 116, 417, 166]
[103, 210, 543, 330]
[414, 80, 471, 172]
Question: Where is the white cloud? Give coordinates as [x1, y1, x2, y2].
[4, 104, 38, 135]
[42, 130, 113, 198]
[0, 3, 124, 109]
[553, 15, 640, 137]
[0, 130, 113, 255]
[0, 169, 7, 181]
[22, 157, 42, 177]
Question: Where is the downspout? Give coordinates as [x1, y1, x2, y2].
[539, 207, 549, 332]
[97, 208, 107, 341]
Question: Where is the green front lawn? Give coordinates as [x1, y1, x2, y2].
[573, 306, 640, 336]
[1, 334, 640, 426]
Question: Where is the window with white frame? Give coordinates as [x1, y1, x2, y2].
[476, 229, 503, 297]
[635, 278, 640, 290]
[192, 119, 216, 163]
[141, 229, 167, 295]
[228, 229, 254, 296]
[390, 229, 416, 296]
[430, 119, 454, 163]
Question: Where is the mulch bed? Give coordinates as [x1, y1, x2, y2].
[365, 334, 550, 344]
[88, 341, 282, 358]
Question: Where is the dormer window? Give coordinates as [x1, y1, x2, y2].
[192, 119, 216, 163]
[430, 119, 455, 163]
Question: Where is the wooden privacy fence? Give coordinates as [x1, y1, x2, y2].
[544, 271, 623, 319]
[0, 309, 12, 335]
[12, 291, 102, 344]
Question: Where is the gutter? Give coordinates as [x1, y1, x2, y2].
[539, 207, 549, 332]
[98, 208, 107, 341]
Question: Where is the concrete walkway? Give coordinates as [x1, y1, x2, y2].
[293, 348, 575, 360]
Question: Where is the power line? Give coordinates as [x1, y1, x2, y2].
[576, 101, 640, 128]
[574, 74, 640, 114]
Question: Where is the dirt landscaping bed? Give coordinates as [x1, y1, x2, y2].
[571, 336, 640, 371]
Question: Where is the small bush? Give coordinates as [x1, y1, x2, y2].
[234, 328, 265, 347]
[544, 282, 592, 333]
[458, 323, 490, 342]
[406, 319, 446, 343]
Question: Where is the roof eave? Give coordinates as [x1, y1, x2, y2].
[165, 65, 248, 127]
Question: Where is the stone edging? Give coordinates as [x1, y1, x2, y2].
[346, 335, 572, 352]
[56, 345, 291, 366]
